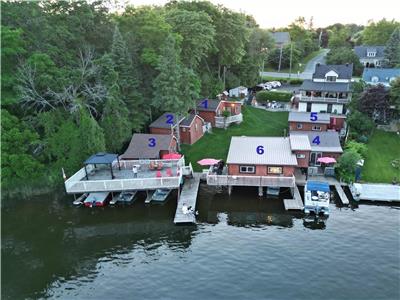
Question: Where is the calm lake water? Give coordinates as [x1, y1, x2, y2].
[2, 185, 400, 300]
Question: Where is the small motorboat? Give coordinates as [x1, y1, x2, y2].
[266, 187, 280, 197]
[73, 193, 88, 206]
[110, 191, 138, 205]
[84, 192, 110, 207]
[151, 189, 171, 202]
[304, 181, 330, 216]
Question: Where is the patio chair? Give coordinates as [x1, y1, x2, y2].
[156, 162, 163, 170]
[166, 168, 173, 177]
[156, 170, 162, 177]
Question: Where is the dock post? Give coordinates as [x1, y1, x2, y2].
[258, 186, 263, 197]
[228, 185, 232, 195]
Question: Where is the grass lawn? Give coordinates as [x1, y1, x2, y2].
[264, 49, 324, 73]
[181, 106, 288, 171]
[362, 130, 400, 183]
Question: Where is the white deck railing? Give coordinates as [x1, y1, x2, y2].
[300, 96, 350, 104]
[207, 174, 295, 187]
[64, 157, 185, 194]
[215, 113, 243, 128]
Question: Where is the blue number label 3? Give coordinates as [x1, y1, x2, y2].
[148, 138, 156, 147]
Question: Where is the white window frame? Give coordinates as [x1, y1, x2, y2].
[296, 123, 303, 129]
[326, 76, 337, 82]
[296, 154, 306, 159]
[312, 125, 321, 131]
[195, 123, 198, 131]
[267, 166, 282, 174]
[239, 165, 255, 174]
[182, 127, 186, 132]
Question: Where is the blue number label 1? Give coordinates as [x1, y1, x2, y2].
[312, 136, 320, 145]
[310, 112, 318, 121]
[166, 114, 174, 124]
[148, 138, 156, 147]
[201, 99, 208, 109]
[256, 145, 264, 155]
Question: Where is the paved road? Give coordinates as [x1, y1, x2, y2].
[260, 49, 330, 79]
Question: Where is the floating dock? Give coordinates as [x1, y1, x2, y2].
[351, 183, 400, 202]
[283, 185, 303, 210]
[174, 174, 201, 224]
[334, 183, 349, 205]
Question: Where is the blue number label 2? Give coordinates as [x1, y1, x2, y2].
[256, 145, 264, 155]
[201, 99, 208, 109]
[166, 114, 174, 124]
[148, 138, 156, 147]
[312, 136, 320, 145]
[310, 112, 318, 121]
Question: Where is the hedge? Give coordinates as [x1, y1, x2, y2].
[256, 91, 293, 102]
[261, 76, 304, 85]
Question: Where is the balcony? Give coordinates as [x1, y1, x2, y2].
[215, 113, 243, 128]
[299, 96, 350, 104]
[64, 158, 185, 194]
[206, 173, 295, 188]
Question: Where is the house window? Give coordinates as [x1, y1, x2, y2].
[367, 52, 376, 57]
[312, 125, 321, 131]
[371, 76, 379, 83]
[182, 128, 186, 132]
[268, 167, 282, 174]
[296, 154, 306, 159]
[195, 124, 198, 131]
[326, 76, 337, 82]
[239, 165, 255, 174]
[296, 123, 303, 129]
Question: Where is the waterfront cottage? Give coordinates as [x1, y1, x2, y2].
[354, 45, 386, 68]
[362, 68, 400, 87]
[120, 133, 177, 160]
[193, 99, 242, 128]
[149, 112, 205, 145]
[288, 111, 346, 133]
[295, 64, 353, 116]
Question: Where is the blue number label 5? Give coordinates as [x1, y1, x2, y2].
[148, 138, 156, 147]
[310, 112, 318, 121]
[312, 136, 320, 145]
[166, 114, 174, 124]
[256, 145, 264, 155]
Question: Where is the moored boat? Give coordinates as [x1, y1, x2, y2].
[266, 187, 280, 197]
[110, 191, 138, 205]
[304, 181, 330, 216]
[84, 192, 110, 207]
[151, 189, 171, 202]
[73, 193, 88, 206]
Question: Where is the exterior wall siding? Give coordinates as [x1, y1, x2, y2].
[228, 164, 295, 177]
[196, 111, 216, 126]
[298, 102, 308, 112]
[179, 117, 204, 145]
[293, 150, 310, 168]
[332, 104, 344, 114]
[149, 127, 173, 135]
[289, 122, 328, 131]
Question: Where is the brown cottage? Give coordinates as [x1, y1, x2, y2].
[192, 99, 242, 127]
[288, 111, 346, 132]
[149, 113, 205, 145]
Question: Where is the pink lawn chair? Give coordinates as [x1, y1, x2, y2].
[156, 170, 162, 177]
[166, 168, 173, 177]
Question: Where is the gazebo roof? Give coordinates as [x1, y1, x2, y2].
[84, 153, 118, 165]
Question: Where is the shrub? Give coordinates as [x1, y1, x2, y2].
[289, 78, 303, 85]
[256, 91, 292, 102]
[222, 110, 231, 117]
[336, 150, 362, 183]
[345, 140, 368, 158]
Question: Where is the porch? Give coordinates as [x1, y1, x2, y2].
[215, 113, 243, 128]
[299, 95, 350, 104]
[64, 158, 185, 194]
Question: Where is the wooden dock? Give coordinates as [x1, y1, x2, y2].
[334, 183, 349, 204]
[174, 174, 201, 224]
[283, 185, 303, 210]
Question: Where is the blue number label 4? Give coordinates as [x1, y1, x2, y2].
[312, 136, 320, 145]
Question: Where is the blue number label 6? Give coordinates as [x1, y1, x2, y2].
[256, 145, 264, 155]
[201, 99, 208, 109]
[310, 112, 318, 121]
[312, 136, 320, 145]
[166, 114, 174, 124]
[148, 138, 156, 147]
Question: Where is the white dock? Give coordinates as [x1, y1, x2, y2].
[284, 185, 303, 210]
[334, 183, 349, 204]
[174, 174, 201, 224]
[351, 183, 400, 202]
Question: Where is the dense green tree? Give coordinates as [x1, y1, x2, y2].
[358, 85, 392, 123]
[347, 110, 374, 142]
[336, 150, 362, 183]
[384, 27, 400, 67]
[362, 19, 400, 45]
[389, 77, 400, 115]
[328, 27, 352, 49]
[326, 47, 363, 76]
[267, 44, 302, 69]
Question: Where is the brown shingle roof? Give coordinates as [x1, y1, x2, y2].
[120, 133, 175, 159]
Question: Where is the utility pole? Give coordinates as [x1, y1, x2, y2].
[289, 43, 293, 79]
[223, 66, 226, 90]
[318, 30, 323, 48]
[278, 45, 283, 72]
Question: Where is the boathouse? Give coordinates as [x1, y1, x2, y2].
[149, 112, 205, 145]
[193, 99, 242, 128]
[120, 133, 177, 160]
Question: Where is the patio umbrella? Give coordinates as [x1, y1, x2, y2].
[317, 157, 337, 164]
[162, 153, 182, 160]
[197, 158, 221, 166]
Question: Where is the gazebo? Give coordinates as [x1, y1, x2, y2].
[84, 153, 120, 180]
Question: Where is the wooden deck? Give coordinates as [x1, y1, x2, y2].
[334, 183, 349, 205]
[174, 174, 201, 224]
[283, 185, 303, 210]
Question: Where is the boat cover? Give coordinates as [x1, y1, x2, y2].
[306, 181, 330, 192]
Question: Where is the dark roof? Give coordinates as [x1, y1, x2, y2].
[120, 134, 174, 159]
[196, 99, 221, 112]
[354, 46, 385, 59]
[271, 32, 291, 45]
[84, 153, 118, 165]
[313, 64, 353, 80]
[290, 131, 343, 153]
[362, 68, 400, 84]
[300, 80, 351, 92]
[180, 114, 204, 127]
[149, 113, 184, 129]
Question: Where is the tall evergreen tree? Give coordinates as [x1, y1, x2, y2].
[384, 27, 400, 67]
[78, 107, 106, 158]
[111, 25, 144, 131]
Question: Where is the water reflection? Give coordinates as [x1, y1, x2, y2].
[303, 215, 327, 230]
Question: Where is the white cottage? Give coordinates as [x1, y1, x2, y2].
[229, 86, 248, 98]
